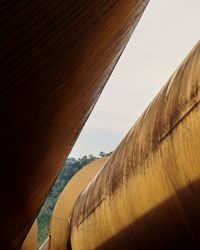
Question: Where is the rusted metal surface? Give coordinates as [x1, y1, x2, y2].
[70, 41, 200, 249]
[0, 1, 149, 248]
[49, 157, 108, 250]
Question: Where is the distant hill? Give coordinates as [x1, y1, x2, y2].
[38, 152, 112, 246]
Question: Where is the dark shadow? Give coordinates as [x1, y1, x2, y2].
[96, 178, 200, 250]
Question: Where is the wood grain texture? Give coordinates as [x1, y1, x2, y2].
[21, 221, 37, 250]
[70, 41, 200, 249]
[49, 157, 108, 250]
[0, 0, 149, 249]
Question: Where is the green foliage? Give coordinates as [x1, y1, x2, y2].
[37, 152, 112, 246]
[99, 151, 113, 157]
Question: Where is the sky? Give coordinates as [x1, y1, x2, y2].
[70, 0, 200, 158]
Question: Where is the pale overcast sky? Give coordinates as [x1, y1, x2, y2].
[70, 0, 200, 158]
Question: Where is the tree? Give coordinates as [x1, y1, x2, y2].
[99, 151, 106, 157]
[38, 151, 111, 246]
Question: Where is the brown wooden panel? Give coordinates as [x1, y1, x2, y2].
[21, 221, 37, 250]
[0, 0, 149, 248]
[49, 157, 108, 250]
[71, 41, 200, 249]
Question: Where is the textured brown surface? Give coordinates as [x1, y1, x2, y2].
[70, 41, 200, 249]
[0, 0, 149, 249]
[21, 221, 37, 250]
[49, 157, 108, 250]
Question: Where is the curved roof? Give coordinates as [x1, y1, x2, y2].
[0, 1, 148, 248]
[21, 221, 37, 250]
[49, 157, 109, 249]
[70, 41, 200, 249]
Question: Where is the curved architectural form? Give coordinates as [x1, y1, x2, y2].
[49, 157, 109, 249]
[0, 1, 149, 248]
[21, 221, 37, 250]
[70, 41, 200, 249]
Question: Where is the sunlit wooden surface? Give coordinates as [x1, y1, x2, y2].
[0, 1, 149, 248]
[71, 41, 200, 249]
[21, 221, 37, 250]
[49, 157, 108, 250]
